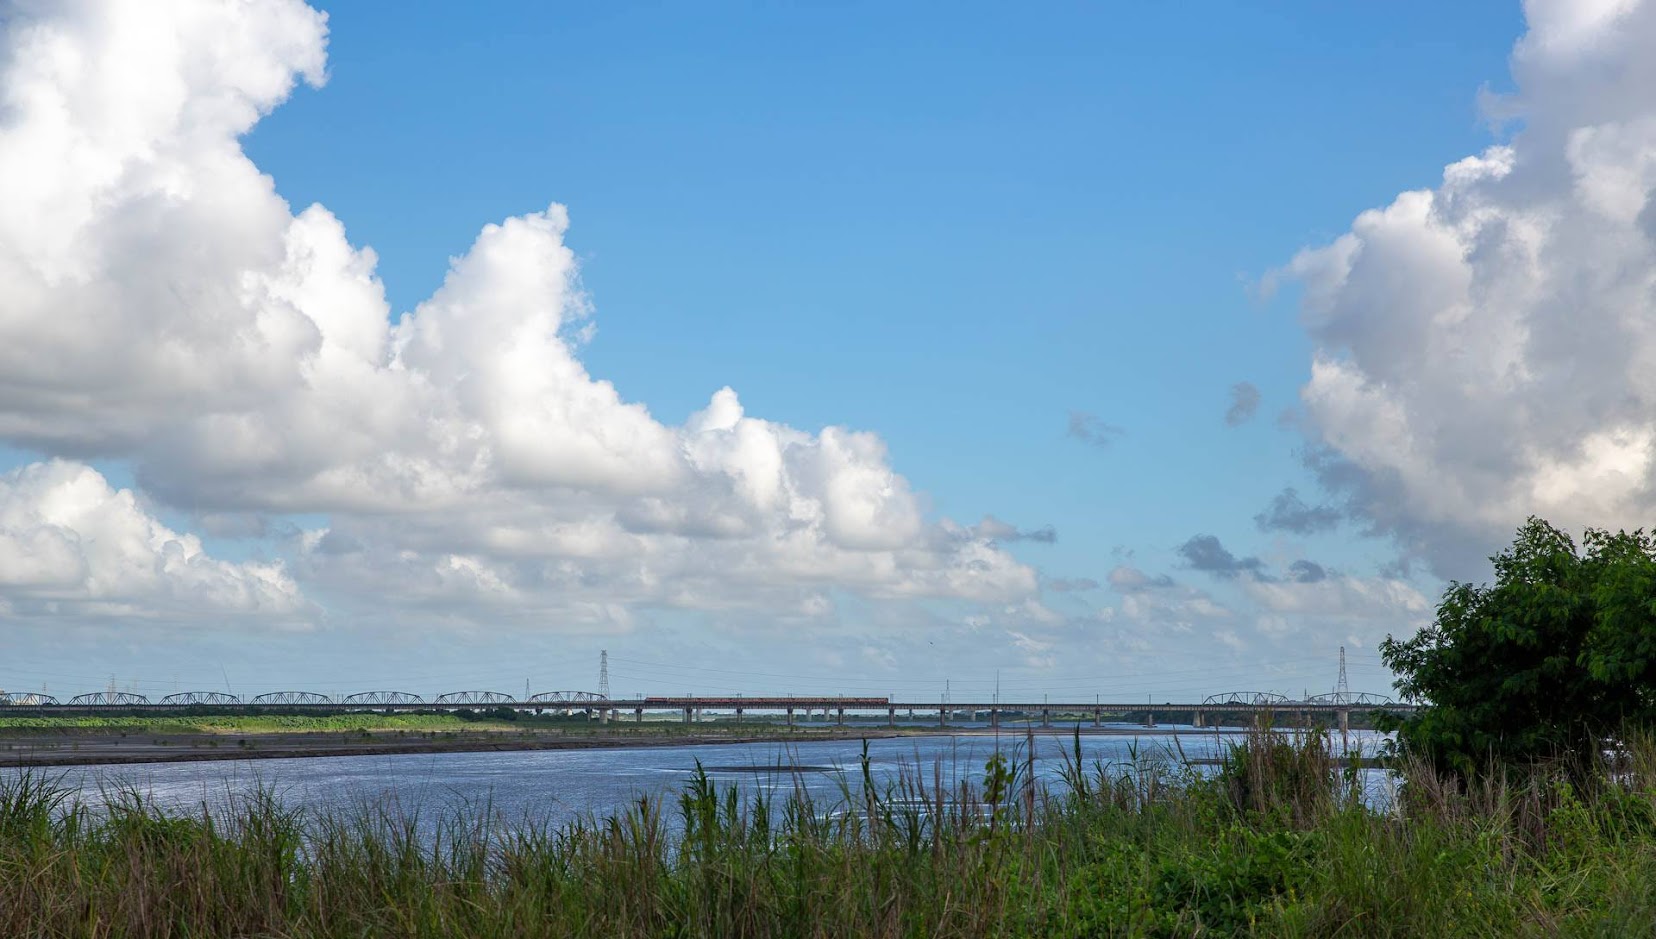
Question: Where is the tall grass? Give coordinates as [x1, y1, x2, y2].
[3, 729, 1656, 936]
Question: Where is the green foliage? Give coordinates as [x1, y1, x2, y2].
[0, 770, 71, 842]
[1381, 517, 1656, 776]
[1216, 728, 1350, 823]
[1153, 827, 1317, 934]
[983, 752, 1015, 808]
[0, 713, 517, 733]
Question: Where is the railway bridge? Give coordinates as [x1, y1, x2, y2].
[0, 690, 1411, 733]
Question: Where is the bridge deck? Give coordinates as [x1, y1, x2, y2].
[0, 698, 1414, 714]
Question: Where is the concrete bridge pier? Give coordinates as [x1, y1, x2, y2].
[939, 708, 947, 726]
[1145, 711, 1156, 729]
[1041, 708, 1051, 728]
[1192, 710, 1204, 728]
[1093, 708, 1102, 727]
[1338, 709, 1350, 736]
[835, 707, 845, 725]
[683, 707, 693, 725]
[785, 707, 794, 726]
[887, 707, 896, 727]
[635, 708, 644, 723]
[735, 706, 744, 724]
[990, 708, 1000, 729]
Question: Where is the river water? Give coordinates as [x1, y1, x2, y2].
[9, 726, 1393, 828]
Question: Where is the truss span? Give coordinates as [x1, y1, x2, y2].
[343, 691, 425, 706]
[529, 691, 604, 705]
[435, 691, 516, 706]
[68, 691, 149, 706]
[0, 692, 58, 706]
[1199, 691, 1396, 708]
[1202, 692, 1292, 707]
[1307, 691, 1395, 707]
[252, 691, 335, 706]
[160, 692, 243, 706]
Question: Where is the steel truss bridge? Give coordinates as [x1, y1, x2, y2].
[0, 690, 1411, 729]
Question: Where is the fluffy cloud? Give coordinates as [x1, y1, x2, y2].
[1105, 565, 1233, 638]
[0, 0, 1036, 626]
[0, 0, 330, 453]
[1279, 0, 1656, 575]
[1105, 566, 1175, 593]
[1096, 559, 1426, 659]
[1242, 571, 1431, 648]
[1005, 630, 1057, 669]
[0, 461, 302, 620]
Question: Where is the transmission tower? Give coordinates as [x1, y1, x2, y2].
[599, 650, 610, 700]
[1335, 646, 1350, 703]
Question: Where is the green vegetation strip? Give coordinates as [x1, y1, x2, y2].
[0, 714, 518, 733]
[7, 729, 1656, 936]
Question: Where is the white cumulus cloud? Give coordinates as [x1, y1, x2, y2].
[1280, 0, 1656, 575]
[0, 460, 302, 620]
[0, 0, 1036, 627]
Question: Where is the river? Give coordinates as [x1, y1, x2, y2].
[6, 725, 1393, 828]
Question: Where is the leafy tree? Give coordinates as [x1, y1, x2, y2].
[1381, 518, 1656, 776]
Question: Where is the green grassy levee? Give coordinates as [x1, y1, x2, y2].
[0, 713, 522, 733]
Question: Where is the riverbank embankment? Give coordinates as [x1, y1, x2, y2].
[0, 720, 1235, 768]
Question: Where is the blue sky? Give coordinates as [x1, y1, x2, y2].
[272, 4, 1465, 544]
[9, 0, 1645, 702]
[247, 1, 1515, 573]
